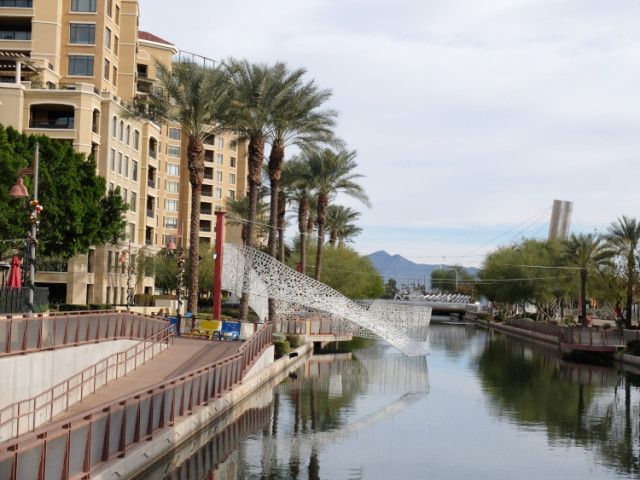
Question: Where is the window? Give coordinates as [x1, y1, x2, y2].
[168, 127, 181, 140]
[165, 199, 178, 212]
[230, 156, 236, 168]
[217, 136, 224, 148]
[105, 27, 111, 49]
[71, 0, 96, 12]
[230, 140, 237, 152]
[167, 163, 179, 176]
[215, 170, 222, 182]
[125, 125, 130, 145]
[104, 58, 110, 80]
[215, 187, 222, 199]
[131, 160, 138, 181]
[130, 191, 137, 212]
[229, 173, 236, 185]
[70, 24, 95, 44]
[106, 0, 112, 17]
[118, 121, 123, 141]
[109, 182, 114, 191]
[115, 5, 120, 25]
[114, 35, 119, 56]
[166, 180, 179, 193]
[166, 217, 178, 229]
[123, 187, 127, 203]
[68, 55, 94, 76]
[111, 116, 116, 137]
[117, 152, 122, 174]
[112, 65, 117, 86]
[110, 148, 115, 171]
[124, 156, 129, 177]
[133, 130, 139, 150]
[216, 153, 223, 165]
[229, 190, 235, 199]
[168, 145, 180, 158]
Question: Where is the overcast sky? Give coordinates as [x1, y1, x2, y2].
[138, 0, 640, 268]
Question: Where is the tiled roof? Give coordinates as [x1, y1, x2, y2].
[138, 31, 174, 46]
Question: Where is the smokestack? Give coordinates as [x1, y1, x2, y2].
[548, 199, 573, 240]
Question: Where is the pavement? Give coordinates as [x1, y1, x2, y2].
[45, 336, 242, 424]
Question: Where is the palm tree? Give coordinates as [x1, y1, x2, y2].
[288, 157, 314, 275]
[224, 194, 268, 245]
[605, 216, 640, 328]
[133, 61, 228, 314]
[325, 205, 361, 247]
[562, 233, 611, 324]
[224, 58, 299, 319]
[303, 148, 370, 280]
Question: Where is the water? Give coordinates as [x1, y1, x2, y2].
[137, 325, 640, 479]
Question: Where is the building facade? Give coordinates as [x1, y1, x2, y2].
[0, 0, 247, 305]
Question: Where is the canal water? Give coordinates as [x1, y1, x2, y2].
[137, 324, 640, 479]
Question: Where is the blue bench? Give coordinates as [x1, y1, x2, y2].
[213, 321, 241, 341]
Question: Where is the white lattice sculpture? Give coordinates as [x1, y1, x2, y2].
[221, 243, 430, 357]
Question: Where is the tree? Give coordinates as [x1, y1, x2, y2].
[562, 233, 611, 324]
[290, 244, 384, 299]
[288, 157, 314, 275]
[225, 194, 269, 245]
[302, 148, 370, 280]
[224, 58, 299, 320]
[605, 216, 640, 328]
[131, 60, 229, 315]
[325, 205, 362, 247]
[0, 125, 127, 259]
[431, 266, 475, 294]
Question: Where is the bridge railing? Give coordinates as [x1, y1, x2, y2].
[0, 317, 274, 479]
[0, 326, 174, 442]
[506, 318, 563, 338]
[275, 318, 336, 336]
[0, 310, 169, 356]
[561, 327, 624, 347]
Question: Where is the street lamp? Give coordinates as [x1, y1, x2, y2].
[10, 143, 41, 314]
[119, 240, 132, 310]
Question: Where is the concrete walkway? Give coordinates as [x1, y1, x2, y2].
[46, 336, 242, 424]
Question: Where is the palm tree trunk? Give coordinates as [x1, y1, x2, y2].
[267, 144, 285, 323]
[626, 257, 635, 328]
[239, 134, 264, 321]
[580, 268, 587, 324]
[314, 194, 328, 280]
[187, 138, 205, 315]
[298, 199, 309, 275]
[278, 192, 286, 262]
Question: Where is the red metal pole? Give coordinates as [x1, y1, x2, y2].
[212, 211, 226, 320]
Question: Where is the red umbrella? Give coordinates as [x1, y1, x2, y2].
[7, 256, 21, 288]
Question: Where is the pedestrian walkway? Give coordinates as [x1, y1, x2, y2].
[44, 336, 242, 425]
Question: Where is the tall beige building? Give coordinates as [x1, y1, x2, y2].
[0, 0, 247, 305]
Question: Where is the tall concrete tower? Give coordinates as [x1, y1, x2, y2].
[548, 199, 573, 240]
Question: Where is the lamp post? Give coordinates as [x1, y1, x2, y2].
[119, 239, 132, 310]
[10, 143, 40, 314]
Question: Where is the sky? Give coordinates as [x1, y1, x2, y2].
[138, 0, 640, 268]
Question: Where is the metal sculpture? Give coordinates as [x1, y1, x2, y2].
[221, 243, 430, 357]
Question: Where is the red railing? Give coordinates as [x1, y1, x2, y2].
[506, 318, 563, 338]
[0, 326, 174, 442]
[561, 327, 624, 347]
[0, 321, 274, 480]
[0, 310, 169, 356]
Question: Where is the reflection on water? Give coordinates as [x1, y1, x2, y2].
[138, 326, 640, 479]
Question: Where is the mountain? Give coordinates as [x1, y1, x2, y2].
[367, 250, 478, 289]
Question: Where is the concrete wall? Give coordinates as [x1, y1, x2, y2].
[0, 340, 138, 410]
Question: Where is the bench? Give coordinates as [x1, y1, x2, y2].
[213, 321, 241, 341]
[190, 319, 220, 340]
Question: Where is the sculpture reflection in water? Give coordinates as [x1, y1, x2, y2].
[137, 344, 429, 480]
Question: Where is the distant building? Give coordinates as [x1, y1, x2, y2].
[0, 0, 246, 304]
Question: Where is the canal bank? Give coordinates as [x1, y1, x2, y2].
[93, 343, 313, 480]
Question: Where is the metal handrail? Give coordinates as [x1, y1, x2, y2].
[0, 310, 169, 356]
[0, 320, 276, 479]
[0, 326, 174, 441]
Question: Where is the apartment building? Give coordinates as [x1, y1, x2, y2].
[0, 0, 247, 305]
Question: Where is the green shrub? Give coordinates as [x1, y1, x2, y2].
[477, 312, 491, 321]
[272, 332, 286, 342]
[564, 316, 574, 325]
[494, 314, 506, 323]
[603, 323, 611, 330]
[273, 339, 290, 358]
[59, 303, 90, 311]
[135, 293, 154, 306]
[286, 334, 301, 349]
[626, 339, 640, 356]
[89, 303, 112, 310]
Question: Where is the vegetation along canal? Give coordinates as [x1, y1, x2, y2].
[136, 325, 640, 479]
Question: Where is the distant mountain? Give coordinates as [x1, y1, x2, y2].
[367, 251, 478, 289]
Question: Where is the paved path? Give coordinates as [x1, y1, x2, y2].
[47, 336, 242, 424]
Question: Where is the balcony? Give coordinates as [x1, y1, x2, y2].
[149, 149, 156, 159]
[29, 105, 75, 129]
[201, 185, 212, 198]
[146, 209, 154, 219]
[147, 178, 155, 189]
[204, 167, 213, 180]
